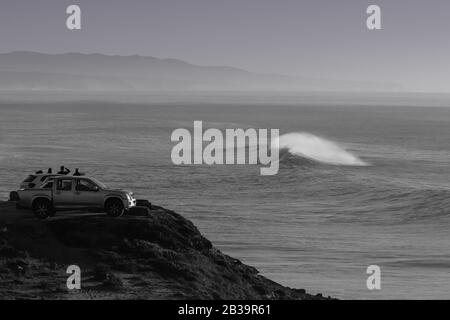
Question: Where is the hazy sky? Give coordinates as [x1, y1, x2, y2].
[1, 0, 449, 92]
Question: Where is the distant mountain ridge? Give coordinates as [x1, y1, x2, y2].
[0, 51, 401, 92]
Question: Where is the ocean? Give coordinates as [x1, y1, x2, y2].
[1, 93, 449, 299]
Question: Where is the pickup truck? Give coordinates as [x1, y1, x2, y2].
[17, 176, 136, 219]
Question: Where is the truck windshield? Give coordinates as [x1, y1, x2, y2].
[90, 178, 108, 189]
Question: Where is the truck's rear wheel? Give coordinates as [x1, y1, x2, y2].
[32, 199, 53, 219]
[105, 199, 124, 217]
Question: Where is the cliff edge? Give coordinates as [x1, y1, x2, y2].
[0, 200, 331, 300]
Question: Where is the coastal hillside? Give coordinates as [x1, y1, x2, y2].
[0, 200, 330, 300]
[0, 52, 400, 92]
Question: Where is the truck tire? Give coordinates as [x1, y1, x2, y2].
[105, 198, 125, 217]
[32, 199, 53, 219]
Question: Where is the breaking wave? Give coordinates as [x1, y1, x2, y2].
[273, 132, 369, 166]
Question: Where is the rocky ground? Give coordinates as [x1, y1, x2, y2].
[0, 200, 332, 300]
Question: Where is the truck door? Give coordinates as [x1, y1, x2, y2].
[74, 178, 103, 207]
[54, 178, 74, 207]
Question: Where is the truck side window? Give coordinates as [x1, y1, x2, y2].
[41, 181, 53, 189]
[57, 179, 72, 191]
[76, 179, 97, 192]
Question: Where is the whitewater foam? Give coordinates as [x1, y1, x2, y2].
[273, 132, 369, 166]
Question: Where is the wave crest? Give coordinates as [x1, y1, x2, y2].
[273, 132, 368, 166]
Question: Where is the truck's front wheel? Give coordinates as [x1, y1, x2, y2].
[105, 198, 124, 217]
[32, 199, 53, 219]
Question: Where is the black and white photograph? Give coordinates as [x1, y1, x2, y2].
[0, 0, 449, 309]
